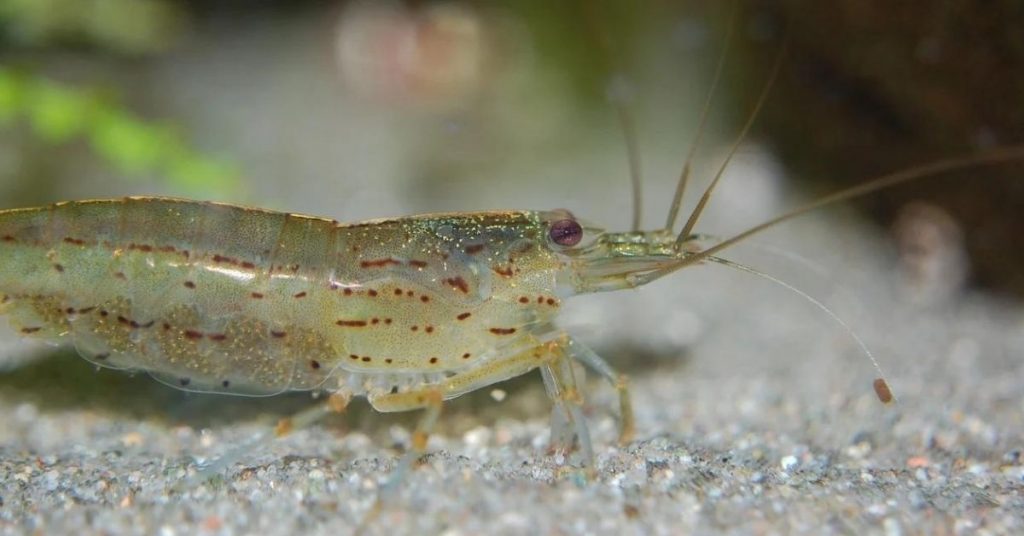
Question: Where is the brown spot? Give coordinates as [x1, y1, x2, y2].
[310, 360, 321, 369]
[212, 254, 238, 265]
[873, 378, 894, 404]
[457, 312, 471, 320]
[537, 296, 545, 304]
[184, 330, 204, 340]
[65, 307, 75, 314]
[251, 292, 264, 299]
[2, 235, 16, 242]
[490, 327, 517, 335]
[385, 358, 393, 364]
[518, 296, 529, 304]
[420, 295, 430, 303]
[114, 271, 126, 280]
[425, 325, 434, 333]
[241, 261, 256, 269]
[63, 237, 85, 246]
[462, 353, 471, 359]
[336, 319, 367, 327]
[99, 310, 109, 317]
[163, 323, 172, 331]
[408, 260, 428, 268]
[406, 290, 413, 297]
[368, 289, 378, 297]
[349, 354, 359, 360]
[271, 330, 287, 338]
[361, 356, 372, 362]
[117, 315, 132, 326]
[546, 298, 557, 306]
[494, 266, 514, 277]
[129, 243, 153, 252]
[53, 263, 64, 273]
[293, 291, 307, 298]
[184, 281, 196, 289]
[371, 318, 380, 325]
[445, 277, 469, 293]
[384, 318, 393, 325]
[159, 245, 176, 253]
[411, 325, 419, 332]
[394, 288, 404, 296]
[20, 327, 41, 334]
[343, 288, 353, 296]
[208, 333, 227, 341]
[465, 244, 485, 254]
[361, 258, 401, 268]
[429, 357, 439, 364]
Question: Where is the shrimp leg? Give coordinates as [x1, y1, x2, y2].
[566, 338, 635, 444]
[176, 392, 351, 490]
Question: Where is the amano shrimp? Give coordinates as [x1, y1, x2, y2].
[2, 138, 1024, 482]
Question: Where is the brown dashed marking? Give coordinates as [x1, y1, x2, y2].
[336, 319, 367, 327]
[2, 235, 16, 242]
[63, 237, 85, 246]
[53, 263, 64, 273]
[20, 327, 41, 334]
[490, 327, 517, 335]
[394, 288, 404, 296]
[361, 356, 372, 362]
[241, 261, 256, 269]
[361, 258, 401, 268]
[78, 306, 95, 314]
[65, 307, 75, 314]
[310, 360, 321, 370]
[184, 280, 196, 289]
[208, 333, 227, 341]
[250, 292, 264, 299]
[445, 277, 469, 293]
[129, 243, 153, 252]
[271, 330, 287, 338]
[212, 254, 239, 265]
[184, 330, 204, 340]
[343, 288, 353, 296]
[457, 312, 471, 320]
[494, 266, 514, 277]
[464, 243, 485, 254]
[371, 318, 380, 325]
[408, 260, 428, 268]
[293, 291, 307, 298]
[518, 296, 529, 304]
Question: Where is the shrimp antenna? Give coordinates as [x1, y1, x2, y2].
[677, 29, 790, 245]
[705, 255, 896, 404]
[664, 2, 739, 231]
[678, 144, 1024, 270]
[579, 0, 644, 230]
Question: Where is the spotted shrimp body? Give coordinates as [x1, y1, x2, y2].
[0, 197, 576, 403]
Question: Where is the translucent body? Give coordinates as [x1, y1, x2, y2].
[0, 197, 568, 399]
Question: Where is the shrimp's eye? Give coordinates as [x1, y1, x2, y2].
[549, 219, 583, 247]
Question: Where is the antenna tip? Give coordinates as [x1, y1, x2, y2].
[873, 377, 895, 405]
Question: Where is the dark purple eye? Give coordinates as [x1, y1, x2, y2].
[549, 219, 583, 247]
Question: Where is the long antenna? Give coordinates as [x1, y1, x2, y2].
[706, 255, 896, 404]
[579, 1, 644, 231]
[664, 2, 739, 231]
[678, 145, 1024, 270]
[677, 31, 790, 245]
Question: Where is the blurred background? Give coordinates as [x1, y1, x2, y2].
[0, 0, 1022, 404]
